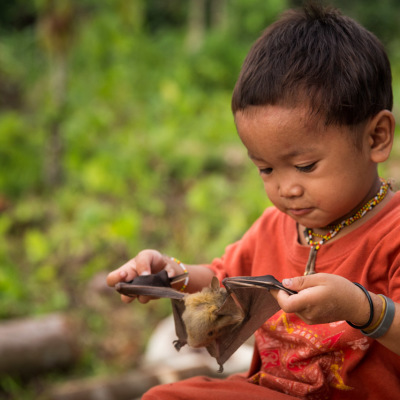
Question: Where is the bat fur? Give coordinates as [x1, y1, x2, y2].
[181, 277, 244, 348]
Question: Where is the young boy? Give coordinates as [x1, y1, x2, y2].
[107, 3, 400, 399]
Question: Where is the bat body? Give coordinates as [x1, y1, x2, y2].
[115, 271, 296, 371]
[181, 278, 244, 348]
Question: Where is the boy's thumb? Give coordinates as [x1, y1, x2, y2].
[282, 275, 310, 291]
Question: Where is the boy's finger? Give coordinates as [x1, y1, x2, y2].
[135, 252, 157, 276]
[137, 295, 160, 304]
[107, 259, 141, 287]
[275, 288, 291, 306]
[106, 269, 127, 286]
[121, 294, 136, 304]
[269, 288, 280, 300]
[282, 274, 323, 291]
[120, 259, 140, 281]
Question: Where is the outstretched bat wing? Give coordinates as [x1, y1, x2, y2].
[115, 270, 185, 300]
[210, 275, 296, 369]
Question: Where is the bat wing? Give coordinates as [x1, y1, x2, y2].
[114, 270, 188, 349]
[223, 274, 297, 294]
[114, 270, 185, 300]
[209, 275, 296, 370]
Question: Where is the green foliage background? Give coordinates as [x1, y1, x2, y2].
[0, 0, 399, 396]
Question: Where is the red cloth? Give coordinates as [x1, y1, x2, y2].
[144, 192, 400, 399]
[144, 375, 296, 399]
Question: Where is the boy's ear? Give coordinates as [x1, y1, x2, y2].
[367, 110, 395, 163]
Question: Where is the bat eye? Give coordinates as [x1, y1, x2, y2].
[207, 330, 214, 337]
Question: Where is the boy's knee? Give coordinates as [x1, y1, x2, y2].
[141, 383, 176, 400]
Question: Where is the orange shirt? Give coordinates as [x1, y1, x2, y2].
[209, 192, 400, 399]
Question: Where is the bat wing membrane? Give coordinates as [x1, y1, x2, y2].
[114, 270, 185, 300]
[115, 282, 185, 300]
[210, 275, 296, 369]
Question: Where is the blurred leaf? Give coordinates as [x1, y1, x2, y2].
[24, 230, 50, 263]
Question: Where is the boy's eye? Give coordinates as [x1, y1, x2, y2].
[296, 162, 316, 173]
[259, 167, 273, 175]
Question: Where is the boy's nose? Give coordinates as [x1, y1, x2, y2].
[278, 181, 303, 198]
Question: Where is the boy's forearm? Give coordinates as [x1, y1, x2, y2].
[376, 302, 400, 355]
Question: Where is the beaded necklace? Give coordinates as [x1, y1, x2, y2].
[303, 179, 390, 275]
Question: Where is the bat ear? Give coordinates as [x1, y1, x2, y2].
[216, 313, 244, 329]
[216, 295, 244, 324]
[211, 276, 221, 292]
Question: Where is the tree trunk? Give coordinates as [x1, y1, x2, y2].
[45, 53, 68, 187]
[186, 0, 207, 53]
[210, 0, 228, 32]
[37, 2, 75, 188]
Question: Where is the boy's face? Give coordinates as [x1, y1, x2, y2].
[235, 105, 380, 229]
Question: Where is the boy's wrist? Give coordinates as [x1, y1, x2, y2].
[368, 293, 385, 329]
[362, 295, 396, 338]
[168, 256, 189, 292]
[347, 285, 383, 329]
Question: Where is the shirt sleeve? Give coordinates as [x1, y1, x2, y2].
[387, 230, 400, 302]
[205, 208, 275, 281]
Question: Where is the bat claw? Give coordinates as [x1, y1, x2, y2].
[218, 364, 224, 373]
[173, 339, 186, 351]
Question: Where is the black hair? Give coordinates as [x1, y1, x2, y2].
[231, 2, 393, 127]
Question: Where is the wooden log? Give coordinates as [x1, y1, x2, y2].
[46, 366, 217, 400]
[0, 313, 79, 377]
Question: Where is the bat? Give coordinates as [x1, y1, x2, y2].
[115, 270, 296, 372]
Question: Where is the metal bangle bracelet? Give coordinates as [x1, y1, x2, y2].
[362, 295, 396, 339]
[346, 282, 374, 330]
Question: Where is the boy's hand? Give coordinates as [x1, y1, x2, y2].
[274, 273, 378, 326]
[106, 249, 182, 304]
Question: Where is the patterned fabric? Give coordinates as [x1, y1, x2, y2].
[251, 313, 364, 398]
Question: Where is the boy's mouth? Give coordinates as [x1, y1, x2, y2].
[288, 208, 314, 217]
